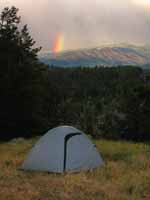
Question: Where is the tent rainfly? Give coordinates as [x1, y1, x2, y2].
[22, 126, 104, 173]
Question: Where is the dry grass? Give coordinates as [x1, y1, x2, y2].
[0, 138, 150, 200]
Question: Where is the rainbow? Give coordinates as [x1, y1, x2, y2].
[53, 33, 64, 53]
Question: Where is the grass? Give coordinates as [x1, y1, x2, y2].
[0, 138, 150, 200]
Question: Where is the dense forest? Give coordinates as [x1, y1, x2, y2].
[47, 66, 150, 141]
[0, 7, 150, 141]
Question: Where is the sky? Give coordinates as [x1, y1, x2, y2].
[1, 0, 150, 52]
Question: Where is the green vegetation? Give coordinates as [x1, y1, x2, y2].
[0, 7, 58, 139]
[0, 138, 149, 200]
[47, 66, 150, 141]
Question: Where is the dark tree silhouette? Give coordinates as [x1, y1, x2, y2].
[0, 7, 58, 139]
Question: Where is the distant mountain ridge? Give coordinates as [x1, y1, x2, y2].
[39, 44, 150, 68]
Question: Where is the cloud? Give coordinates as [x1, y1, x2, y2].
[0, 0, 150, 51]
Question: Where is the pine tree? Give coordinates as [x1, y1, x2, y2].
[0, 7, 57, 139]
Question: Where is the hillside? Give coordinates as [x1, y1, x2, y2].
[39, 45, 150, 67]
[0, 138, 149, 200]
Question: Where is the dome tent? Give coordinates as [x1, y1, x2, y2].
[22, 126, 104, 173]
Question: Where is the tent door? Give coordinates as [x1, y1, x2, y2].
[63, 133, 81, 172]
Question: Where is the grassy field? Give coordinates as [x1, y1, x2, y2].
[0, 138, 150, 200]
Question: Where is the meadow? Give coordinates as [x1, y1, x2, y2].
[0, 138, 150, 200]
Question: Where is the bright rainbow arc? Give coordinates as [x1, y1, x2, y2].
[53, 33, 64, 53]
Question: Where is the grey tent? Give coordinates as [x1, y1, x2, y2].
[22, 126, 104, 173]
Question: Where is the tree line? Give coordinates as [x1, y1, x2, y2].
[0, 7, 150, 141]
